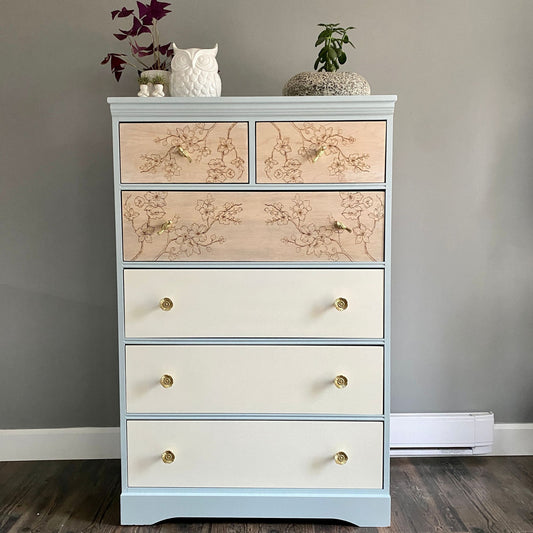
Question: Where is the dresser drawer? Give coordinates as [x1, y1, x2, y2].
[119, 122, 248, 183]
[127, 420, 383, 488]
[126, 345, 383, 415]
[123, 268, 383, 338]
[122, 190, 384, 262]
[256, 121, 386, 183]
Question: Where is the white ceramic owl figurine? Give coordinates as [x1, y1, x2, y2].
[170, 44, 222, 97]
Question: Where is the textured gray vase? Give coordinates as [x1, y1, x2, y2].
[283, 71, 371, 96]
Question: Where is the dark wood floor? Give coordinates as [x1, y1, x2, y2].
[0, 457, 531, 533]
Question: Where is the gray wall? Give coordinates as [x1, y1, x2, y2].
[1, 0, 532, 428]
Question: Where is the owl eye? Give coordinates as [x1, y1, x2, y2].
[196, 54, 216, 71]
[174, 55, 188, 66]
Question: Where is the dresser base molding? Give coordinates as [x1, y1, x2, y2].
[120, 491, 391, 527]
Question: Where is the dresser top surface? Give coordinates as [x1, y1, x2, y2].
[108, 95, 397, 118]
[108, 95, 397, 103]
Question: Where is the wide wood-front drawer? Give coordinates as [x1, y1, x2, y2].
[256, 121, 386, 183]
[119, 122, 248, 183]
[122, 190, 384, 262]
[125, 345, 383, 415]
[127, 420, 383, 488]
[123, 268, 383, 338]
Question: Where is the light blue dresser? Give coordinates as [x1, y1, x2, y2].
[108, 95, 396, 527]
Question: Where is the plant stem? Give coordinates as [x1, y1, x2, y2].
[326, 33, 332, 71]
[126, 56, 150, 71]
[153, 20, 160, 69]
[127, 38, 151, 70]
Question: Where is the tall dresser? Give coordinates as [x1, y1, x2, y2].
[108, 95, 396, 527]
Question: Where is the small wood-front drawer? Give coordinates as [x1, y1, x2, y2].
[123, 268, 383, 338]
[122, 190, 385, 262]
[256, 121, 386, 183]
[119, 122, 248, 183]
[127, 420, 383, 488]
[125, 345, 383, 415]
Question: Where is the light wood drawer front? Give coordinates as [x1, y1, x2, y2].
[126, 345, 383, 415]
[123, 269, 383, 338]
[122, 190, 384, 262]
[127, 420, 383, 488]
[256, 121, 386, 183]
[119, 122, 248, 183]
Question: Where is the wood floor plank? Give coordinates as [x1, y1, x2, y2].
[417, 458, 482, 532]
[421, 457, 533, 533]
[462, 457, 533, 533]
[385, 458, 433, 533]
[410, 458, 470, 532]
[0, 462, 32, 530]
[0, 457, 532, 532]
[390, 458, 460, 533]
[61, 460, 122, 533]
[494, 457, 533, 529]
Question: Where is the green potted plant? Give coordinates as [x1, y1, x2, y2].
[137, 74, 151, 97]
[314, 23, 355, 72]
[283, 23, 371, 96]
[150, 74, 166, 85]
[150, 73, 166, 96]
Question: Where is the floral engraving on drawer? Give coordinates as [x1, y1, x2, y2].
[265, 192, 383, 261]
[123, 192, 243, 261]
[120, 122, 248, 183]
[122, 191, 384, 262]
[256, 121, 386, 183]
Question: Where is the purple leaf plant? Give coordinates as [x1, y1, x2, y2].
[101, 0, 173, 82]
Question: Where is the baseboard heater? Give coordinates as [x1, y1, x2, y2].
[390, 412, 494, 456]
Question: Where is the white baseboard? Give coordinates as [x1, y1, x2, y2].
[0, 419, 531, 461]
[492, 423, 533, 456]
[0, 427, 120, 461]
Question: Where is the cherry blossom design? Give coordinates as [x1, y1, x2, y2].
[264, 192, 383, 261]
[123, 192, 243, 261]
[263, 122, 371, 183]
[138, 123, 245, 182]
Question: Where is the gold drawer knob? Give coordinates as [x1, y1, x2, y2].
[334, 297, 348, 311]
[334, 451, 349, 465]
[161, 450, 175, 464]
[157, 220, 173, 235]
[334, 375, 348, 389]
[160, 374, 174, 388]
[177, 145, 192, 162]
[159, 297, 173, 311]
[334, 220, 352, 233]
[312, 144, 327, 163]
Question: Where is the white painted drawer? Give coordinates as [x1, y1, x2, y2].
[125, 345, 383, 415]
[123, 269, 383, 338]
[127, 420, 383, 488]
